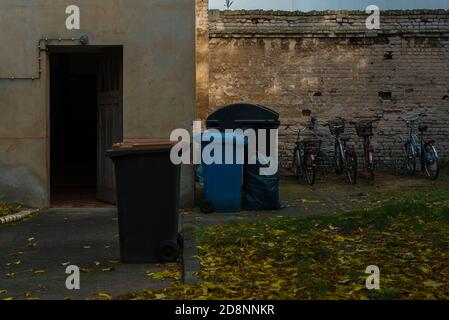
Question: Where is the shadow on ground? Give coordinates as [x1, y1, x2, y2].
[0, 209, 172, 300]
[184, 170, 449, 228]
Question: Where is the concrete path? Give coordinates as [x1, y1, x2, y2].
[0, 208, 172, 300]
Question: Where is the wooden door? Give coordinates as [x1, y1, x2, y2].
[97, 48, 123, 204]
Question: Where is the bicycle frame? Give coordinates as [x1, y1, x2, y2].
[350, 118, 380, 183]
[400, 113, 439, 179]
[405, 122, 420, 158]
[335, 133, 348, 166]
[417, 126, 438, 165]
[294, 130, 320, 166]
[363, 136, 374, 166]
[322, 118, 357, 184]
[322, 118, 348, 165]
[291, 121, 321, 186]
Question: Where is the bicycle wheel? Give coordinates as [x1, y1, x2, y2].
[404, 141, 416, 175]
[334, 142, 343, 175]
[345, 150, 357, 185]
[423, 144, 439, 180]
[304, 153, 316, 186]
[292, 148, 301, 178]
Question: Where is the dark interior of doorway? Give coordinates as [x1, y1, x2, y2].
[50, 53, 110, 208]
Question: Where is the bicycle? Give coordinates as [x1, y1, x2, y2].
[349, 118, 381, 184]
[322, 117, 358, 184]
[399, 113, 439, 180]
[291, 121, 322, 186]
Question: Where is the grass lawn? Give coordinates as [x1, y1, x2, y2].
[127, 183, 449, 300]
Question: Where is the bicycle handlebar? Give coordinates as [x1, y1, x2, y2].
[286, 127, 307, 133]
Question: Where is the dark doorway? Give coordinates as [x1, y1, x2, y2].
[50, 48, 123, 207]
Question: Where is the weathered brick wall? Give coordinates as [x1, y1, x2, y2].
[195, 0, 209, 119]
[207, 10, 449, 171]
[196, 0, 210, 120]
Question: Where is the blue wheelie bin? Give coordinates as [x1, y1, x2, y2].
[197, 131, 245, 213]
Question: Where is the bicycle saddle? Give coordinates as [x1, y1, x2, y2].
[340, 135, 351, 142]
[301, 139, 321, 145]
[418, 125, 428, 132]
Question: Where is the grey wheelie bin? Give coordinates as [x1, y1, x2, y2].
[107, 139, 182, 263]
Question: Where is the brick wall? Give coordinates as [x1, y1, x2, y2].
[196, 0, 210, 120]
[206, 10, 449, 171]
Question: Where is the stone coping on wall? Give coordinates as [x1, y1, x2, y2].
[0, 209, 39, 225]
[209, 9, 449, 38]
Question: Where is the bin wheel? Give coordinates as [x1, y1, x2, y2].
[200, 200, 214, 214]
[158, 240, 180, 262]
[177, 233, 184, 250]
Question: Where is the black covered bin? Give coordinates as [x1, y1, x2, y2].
[206, 103, 281, 211]
[206, 103, 280, 157]
[107, 139, 181, 263]
[244, 154, 281, 211]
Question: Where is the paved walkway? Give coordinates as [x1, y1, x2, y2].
[0, 208, 172, 300]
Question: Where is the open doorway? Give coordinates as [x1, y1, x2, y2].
[50, 47, 123, 208]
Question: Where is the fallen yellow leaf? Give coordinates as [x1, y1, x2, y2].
[33, 270, 46, 274]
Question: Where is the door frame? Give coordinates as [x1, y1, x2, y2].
[46, 45, 123, 207]
[96, 47, 124, 204]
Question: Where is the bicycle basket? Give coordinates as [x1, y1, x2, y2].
[328, 120, 345, 135]
[355, 121, 373, 137]
[302, 139, 322, 155]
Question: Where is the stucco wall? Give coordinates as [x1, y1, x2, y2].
[0, 0, 196, 207]
[207, 10, 449, 170]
